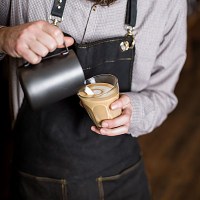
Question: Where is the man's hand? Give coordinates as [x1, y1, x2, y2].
[91, 94, 132, 136]
[0, 21, 74, 64]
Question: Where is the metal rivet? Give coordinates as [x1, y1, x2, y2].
[120, 41, 129, 51]
[93, 5, 97, 11]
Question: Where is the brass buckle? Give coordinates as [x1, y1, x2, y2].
[49, 15, 63, 26]
[120, 26, 135, 52]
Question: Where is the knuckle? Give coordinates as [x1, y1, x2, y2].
[48, 43, 57, 51]
[53, 29, 62, 37]
[41, 49, 49, 57]
[115, 100, 123, 108]
[124, 107, 132, 115]
[111, 121, 117, 128]
[26, 22, 39, 33]
[26, 25, 34, 33]
[35, 20, 46, 27]
[124, 94, 130, 100]
[53, 29, 64, 46]
[123, 95, 130, 104]
[107, 120, 115, 128]
[31, 56, 41, 64]
[113, 119, 120, 128]
[15, 42, 24, 54]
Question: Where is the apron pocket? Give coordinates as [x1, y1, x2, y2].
[96, 158, 151, 200]
[17, 171, 68, 200]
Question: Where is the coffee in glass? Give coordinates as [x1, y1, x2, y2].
[78, 74, 121, 127]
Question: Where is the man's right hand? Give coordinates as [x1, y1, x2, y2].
[0, 21, 74, 64]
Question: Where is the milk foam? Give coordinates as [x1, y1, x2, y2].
[79, 83, 114, 98]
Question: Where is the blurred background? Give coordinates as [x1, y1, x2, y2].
[0, 1, 200, 199]
[139, 1, 200, 199]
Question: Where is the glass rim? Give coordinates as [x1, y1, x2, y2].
[79, 74, 118, 98]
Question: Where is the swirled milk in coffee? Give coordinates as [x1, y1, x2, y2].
[78, 83, 121, 127]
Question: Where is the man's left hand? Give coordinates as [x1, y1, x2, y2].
[91, 94, 132, 136]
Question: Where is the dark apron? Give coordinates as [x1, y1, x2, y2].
[12, 0, 151, 199]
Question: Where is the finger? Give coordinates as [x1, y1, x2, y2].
[63, 36, 74, 47]
[101, 107, 132, 128]
[100, 125, 129, 136]
[10, 50, 22, 58]
[91, 126, 101, 135]
[21, 47, 42, 64]
[57, 36, 74, 48]
[111, 94, 130, 110]
[36, 32, 58, 52]
[15, 41, 41, 64]
[15, 54, 22, 58]
[42, 24, 64, 46]
[28, 40, 49, 57]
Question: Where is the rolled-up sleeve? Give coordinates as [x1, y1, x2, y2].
[0, 0, 11, 60]
[127, 1, 187, 137]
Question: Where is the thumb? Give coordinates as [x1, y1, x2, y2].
[64, 36, 74, 47]
[57, 36, 74, 48]
[111, 94, 130, 110]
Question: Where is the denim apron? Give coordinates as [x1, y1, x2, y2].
[12, 0, 151, 199]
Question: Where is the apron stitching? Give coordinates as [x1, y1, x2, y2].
[76, 38, 126, 48]
[62, 181, 67, 200]
[97, 177, 104, 200]
[61, 183, 65, 200]
[99, 158, 142, 182]
[18, 171, 67, 184]
[83, 58, 133, 71]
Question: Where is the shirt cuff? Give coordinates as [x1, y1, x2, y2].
[124, 92, 154, 138]
[125, 92, 143, 137]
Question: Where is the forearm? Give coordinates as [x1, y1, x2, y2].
[126, 49, 186, 137]
[126, 90, 177, 137]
